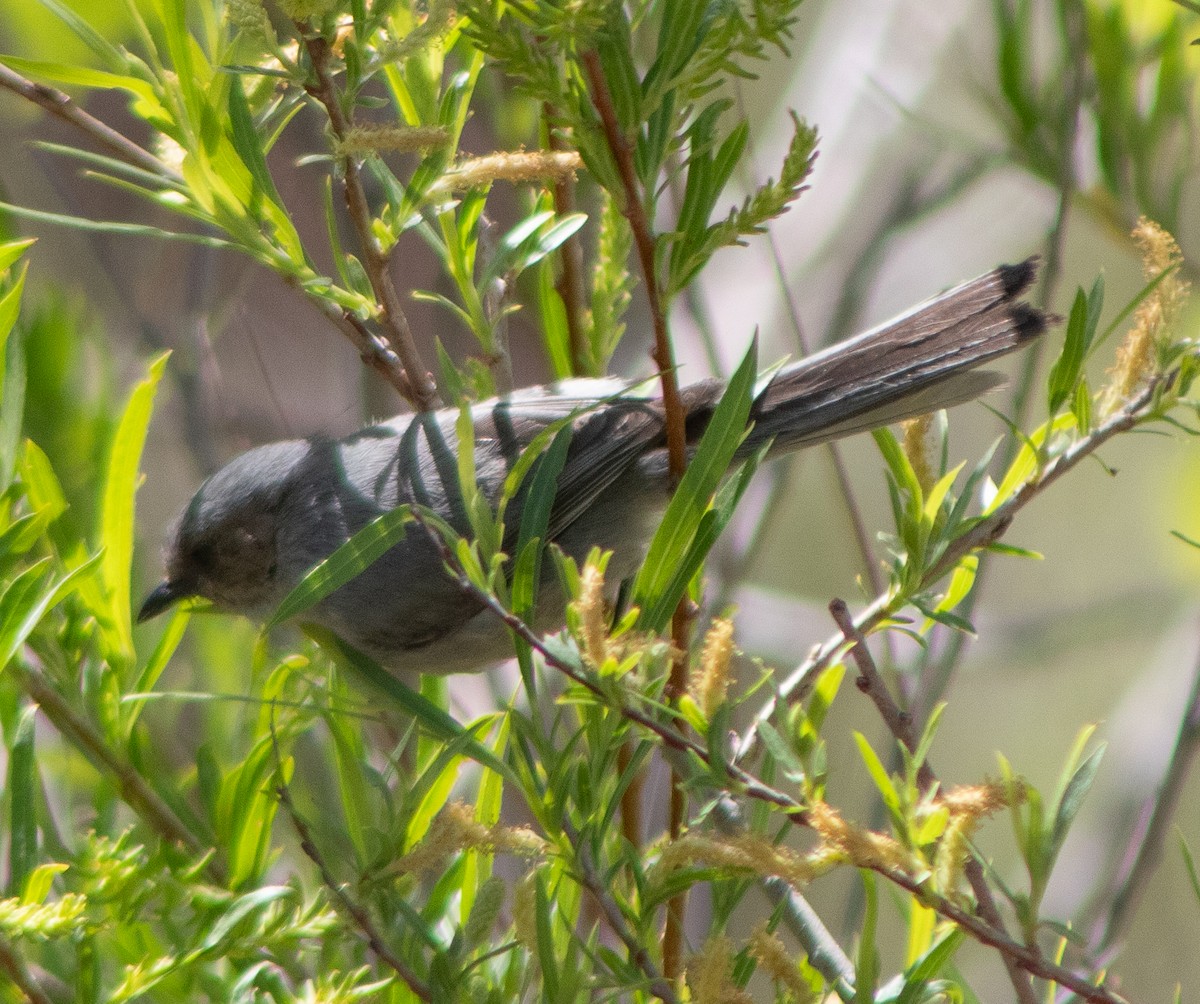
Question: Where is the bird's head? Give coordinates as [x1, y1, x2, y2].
[138, 441, 307, 623]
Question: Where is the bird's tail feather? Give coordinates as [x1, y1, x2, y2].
[739, 257, 1048, 456]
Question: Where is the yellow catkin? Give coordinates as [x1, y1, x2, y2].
[335, 124, 450, 156]
[749, 922, 814, 1001]
[655, 833, 819, 888]
[391, 802, 545, 874]
[431, 150, 583, 193]
[940, 779, 1014, 822]
[690, 618, 736, 717]
[807, 800, 914, 874]
[934, 780, 1019, 893]
[512, 871, 539, 954]
[900, 412, 937, 496]
[573, 563, 609, 667]
[687, 935, 752, 1004]
[1104, 217, 1190, 411]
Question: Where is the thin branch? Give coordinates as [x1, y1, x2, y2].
[415, 514, 1127, 1002]
[580, 48, 693, 979]
[876, 865, 1127, 1004]
[407, 512, 806, 819]
[566, 821, 679, 1004]
[276, 777, 433, 1001]
[285, 271, 425, 396]
[737, 377, 1164, 762]
[302, 33, 438, 410]
[545, 112, 589, 375]
[18, 666, 223, 885]
[0, 62, 181, 182]
[580, 50, 684, 485]
[1091, 625, 1200, 953]
[0, 936, 55, 1004]
[831, 600, 1037, 1004]
[712, 797, 857, 1001]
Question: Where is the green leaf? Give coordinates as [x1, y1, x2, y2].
[7, 704, 37, 897]
[126, 608, 190, 734]
[200, 886, 296, 952]
[18, 440, 68, 526]
[266, 506, 413, 629]
[308, 627, 515, 783]
[0, 54, 161, 109]
[632, 340, 756, 630]
[933, 554, 978, 616]
[1049, 740, 1105, 861]
[97, 351, 169, 669]
[856, 871, 880, 1004]
[1047, 278, 1103, 415]
[637, 445, 762, 631]
[0, 200, 234, 248]
[854, 731, 902, 827]
[895, 928, 966, 1004]
[537, 256, 573, 379]
[0, 240, 36, 275]
[0, 552, 100, 673]
[1180, 834, 1200, 906]
[225, 72, 289, 218]
[512, 425, 572, 620]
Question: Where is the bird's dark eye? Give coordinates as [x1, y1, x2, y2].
[189, 542, 215, 571]
[267, 561, 278, 578]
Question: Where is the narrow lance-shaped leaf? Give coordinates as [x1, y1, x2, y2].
[1047, 278, 1103, 415]
[632, 339, 757, 630]
[7, 704, 37, 897]
[266, 506, 414, 629]
[98, 351, 169, 669]
[0, 257, 31, 486]
[512, 425, 572, 620]
[307, 626, 515, 782]
[0, 553, 101, 673]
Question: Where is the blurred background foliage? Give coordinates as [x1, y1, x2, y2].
[0, 0, 1197, 1001]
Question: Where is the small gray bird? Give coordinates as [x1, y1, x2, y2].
[138, 259, 1048, 675]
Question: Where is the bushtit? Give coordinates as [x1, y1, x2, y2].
[139, 259, 1047, 675]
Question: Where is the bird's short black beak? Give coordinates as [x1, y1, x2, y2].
[137, 581, 186, 623]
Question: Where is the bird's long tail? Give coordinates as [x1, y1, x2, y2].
[738, 257, 1049, 456]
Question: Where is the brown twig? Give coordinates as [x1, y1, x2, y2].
[0, 935, 55, 1004]
[566, 821, 679, 1004]
[0, 62, 180, 182]
[580, 48, 694, 979]
[408, 511, 805, 818]
[1091, 625, 1200, 953]
[737, 377, 1164, 762]
[18, 666, 224, 885]
[545, 111, 589, 375]
[877, 865, 1127, 1004]
[302, 33, 438, 410]
[287, 273, 423, 397]
[415, 514, 1125, 1002]
[276, 777, 433, 1001]
[831, 600, 1036, 1004]
[580, 50, 685, 484]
